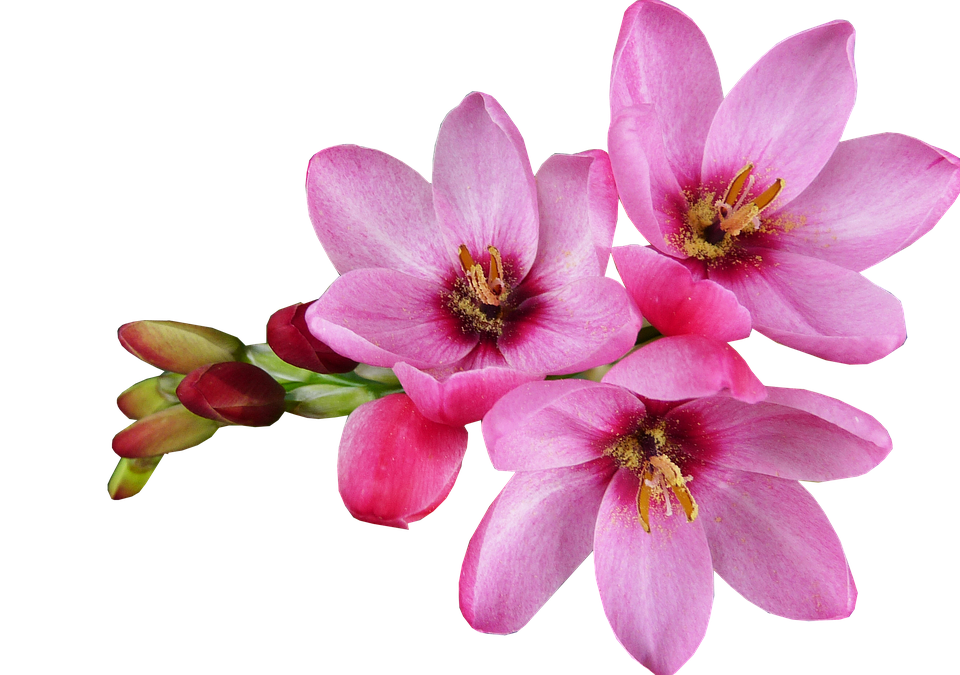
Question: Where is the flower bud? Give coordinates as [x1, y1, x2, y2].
[118, 320, 245, 374]
[266, 302, 357, 374]
[117, 375, 179, 419]
[107, 456, 163, 500]
[284, 383, 378, 419]
[113, 404, 220, 458]
[176, 362, 285, 427]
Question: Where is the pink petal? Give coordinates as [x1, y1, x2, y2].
[613, 245, 751, 341]
[694, 465, 855, 619]
[460, 459, 616, 634]
[337, 394, 468, 529]
[701, 21, 857, 206]
[611, 0, 722, 187]
[305, 269, 477, 369]
[499, 276, 636, 374]
[306, 145, 449, 281]
[548, 297, 641, 376]
[432, 92, 539, 281]
[523, 150, 618, 293]
[603, 335, 765, 403]
[482, 380, 644, 472]
[670, 394, 890, 481]
[608, 105, 687, 255]
[708, 247, 906, 364]
[394, 362, 541, 427]
[594, 470, 713, 675]
[763, 133, 960, 271]
[764, 387, 892, 452]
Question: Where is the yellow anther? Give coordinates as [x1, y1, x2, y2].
[752, 178, 785, 211]
[723, 163, 755, 207]
[637, 466, 653, 534]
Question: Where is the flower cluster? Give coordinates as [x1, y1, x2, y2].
[109, 2, 959, 673]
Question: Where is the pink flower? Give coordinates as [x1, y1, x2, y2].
[460, 347, 890, 674]
[305, 92, 639, 427]
[608, 0, 960, 364]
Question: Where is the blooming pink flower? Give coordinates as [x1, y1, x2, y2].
[305, 92, 639, 427]
[608, 0, 960, 364]
[460, 346, 890, 674]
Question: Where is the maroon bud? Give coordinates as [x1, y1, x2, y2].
[266, 301, 358, 374]
[176, 362, 286, 427]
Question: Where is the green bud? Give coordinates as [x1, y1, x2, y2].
[353, 364, 400, 386]
[241, 344, 325, 384]
[118, 320, 245, 374]
[117, 376, 178, 420]
[112, 404, 220, 458]
[284, 384, 378, 419]
[107, 456, 163, 500]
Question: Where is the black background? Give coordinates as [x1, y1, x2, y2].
[107, 2, 960, 672]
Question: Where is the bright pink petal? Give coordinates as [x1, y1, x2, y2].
[306, 145, 449, 281]
[708, 248, 906, 364]
[595, 470, 713, 675]
[611, 0, 722, 187]
[613, 245, 751, 341]
[394, 362, 540, 427]
[701, 22, 857, 206]
[524, 151, 618, 293]
[482, 380, 644, 472]
[460, 459, 616, 633]
[694, 465, 855, 619]
[432, 92, 539, 281]
[603, 335, 765, 403]
[608, 106, 687, 255]
[305, 269, 477, 369]
[764, 134, 960, 271]
[499, 277, 636, 374]
[671, 395, 890, 481]
[548, 297, 641, 376]
[764, 387, 892, 452]
[337, 394, 468, 529]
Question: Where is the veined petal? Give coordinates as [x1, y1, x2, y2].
[611, 0, 722, 187]
[306, 269, 477, 369]
[394, 362, 540, 427]
[701, 21, 857, 206]
[482, 380, 644, 472]
[337, 394, 468, 529]
[613, 245, 751, 341]
[306, 145, 449, 281]
[500, 277, 636, 375]
[432, 92, 539, 281]
[603, 335, 765, 403]
[548, 298, 641, 376]
[609, 106, 688, 255]
[694, 465, 855, 620]
[460, 459, 616, 634]
[764, 134, 960, 271]
[708, 248, 906, 364]
[594, 470, 713, 675]
[524, 150, 618, 293]
[764, 387, 892, 452]
[671, 394, 890, 481]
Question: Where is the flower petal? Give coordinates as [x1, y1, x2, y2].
[432, 92, 539, 281]
[305, 268, 477, 369]
[670, 394, 890, 481]
[608, 105, 687, 254]
[611, 0, 722, 187]
[763, 133, 960, 271]
[594, 470, 714, 675]
[337, 394, 468, 529]
[460, 459, 616, 634]
[701, 21, 857, 205]
[764, 387, 892, 451]
[482, 380, 644, 472]
[613, 245, 751, 341]
[694, 465, 855, 619]
[306, 145, 449, 281]
[523, 150, 618, 293]
[603, 335, 765, 403]
[548, 297, 642, 377]
[499, 276, 636, 374]
[708, 247, 906, 364]
[394, 362, 540, 427]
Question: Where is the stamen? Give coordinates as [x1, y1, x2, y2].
[752, 178, 785, 211]
[722, 163, 754, 206]
[487, 246, 504, 297]
[637, 466, 653, 534]
[458, 244, 475, 273]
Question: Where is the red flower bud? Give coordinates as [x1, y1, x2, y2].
[118, 320, 245, 374]
[266, 302, 357, 374]
[176, 362, 285, 427]
[112, 405, 220, 458]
